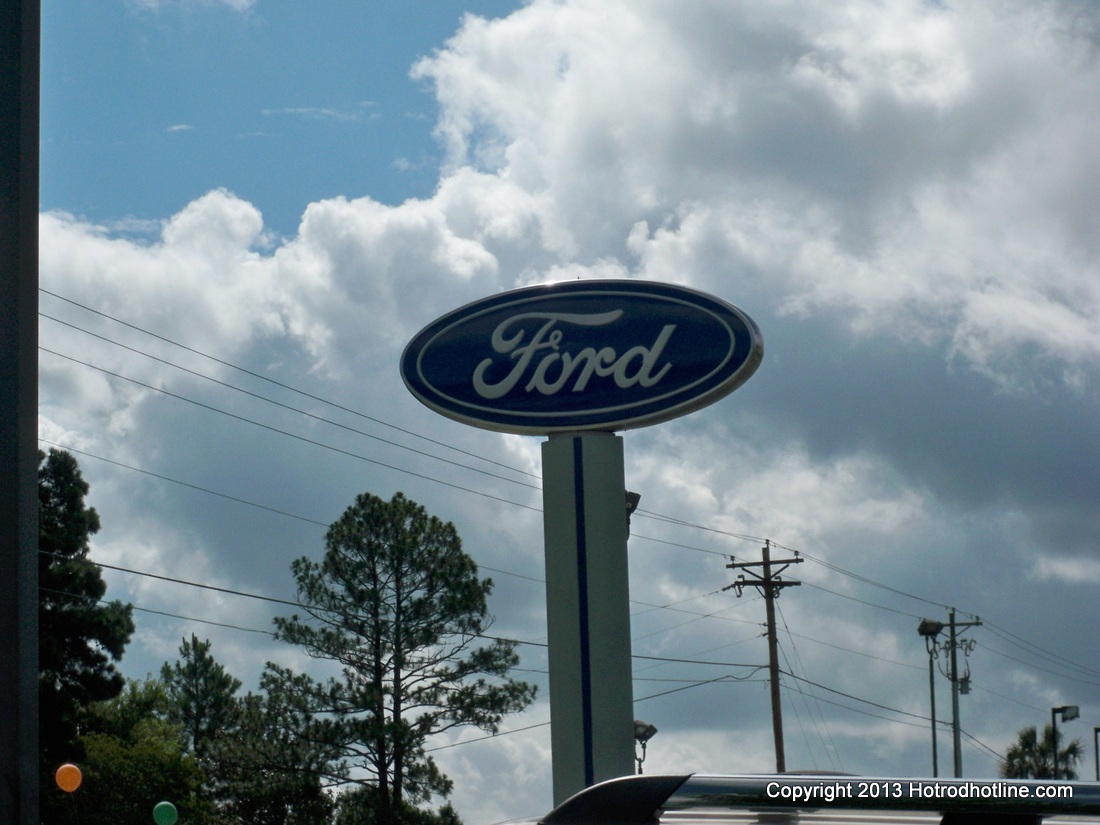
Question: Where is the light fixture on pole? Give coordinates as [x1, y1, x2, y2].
[918, 619, 945, 777]
[634, 720, 658, 775]
[625, 491, 641, 535]
[1051, 705, 1079, 779]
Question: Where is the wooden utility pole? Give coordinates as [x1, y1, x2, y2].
[726, 540, 802, 772]
[946, 609, 981, 778]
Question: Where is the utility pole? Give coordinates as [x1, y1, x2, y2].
[917, 618, 946, 777]
[725, 540, 803, 773]
[946, 609, 981, 778]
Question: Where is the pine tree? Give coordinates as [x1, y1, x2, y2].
[268, 492, 536, 825]
[162, 634, 243, 757]
[38, 449, 135, 777]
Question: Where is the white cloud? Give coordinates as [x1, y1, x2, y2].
[1031, 555, 1100, 585]
[413, 0, 1100, 384]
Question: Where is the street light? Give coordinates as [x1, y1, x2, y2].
[1051, 705, 1079, 779]
[633, 719, 658, 775]
[918, 619, 945, 777]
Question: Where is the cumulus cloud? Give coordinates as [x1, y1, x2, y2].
[414, 0, 1100, 381]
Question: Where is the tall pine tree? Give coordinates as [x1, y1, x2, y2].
[161, 634, 242, 758]
[38, 449, 135, 773]
[268, 492, 536, 825]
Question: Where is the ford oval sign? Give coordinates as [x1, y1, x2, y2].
[400, 280, 763, 434]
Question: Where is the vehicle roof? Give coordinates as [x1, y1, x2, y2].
[529, 774, 1100, 825]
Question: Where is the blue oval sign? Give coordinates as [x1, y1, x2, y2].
[400, 280, 763, 434]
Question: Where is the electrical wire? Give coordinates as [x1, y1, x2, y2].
[782, 627, 925, 672]
[40, 289, 540, 480]
[978, 642, 1100, 689]
[635, 670, 768, 702]
[38, 439, 331, 528]
[800, 581, 923, 619]
[41, 550, 780, 674]
[776, 605, 842, 772]
[41, 347, 543, 513]
[982, 622, 1100, 680]
[779, 670, 942, 725]
[40, 585, 274, 636]
[35, 440, 764, 639]
[41, 312, 542, 493]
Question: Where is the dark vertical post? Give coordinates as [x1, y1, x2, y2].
[1093, 726, 1098, 782]
[928, 649, 938, 778]
[726, 542, 801, 774]
[948, 610, 962, 778]
[1052, 708, 1060, 780]
[761, 541, 786, 773]
[0, 0, 41, 823]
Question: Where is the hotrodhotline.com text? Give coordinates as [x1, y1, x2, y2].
[766, 781, 1075, 804]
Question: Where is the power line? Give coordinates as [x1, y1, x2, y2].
[46, 549, 782, 672]
[39, 439, 331, 528]
[958, 728, 1005, 763]
[41, 312, 543, 493]
[776, 604, 842, 773]
[780, 680, 931, 732]
[424, 721, 550, 753]
[782, 627, 924, 672]
[779, 670, 939, 726]
[979, 641, 1100, 689]
[40, 587, 276, 637]
[47, 425, 997, 656]
[41, 347, 543, 513]
[37, 441, 769, 642]
[631, 508, 767, 545]
[40, 288, 539, 480]
[635, 671, 767, 702]
[801, 580, 923, 619]
[41, 550, 300, 608]
[784, 545, 964, 617]
[982, 621, 1100, 680]
[39, 291, 1078, 667]
[42, 433, 1095, 728]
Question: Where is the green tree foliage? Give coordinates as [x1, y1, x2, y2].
[268, 492, 535, 825]
[334, 786, 462, 825]
[43, 678, 215, 825]
[1000, 723, 1083, 780]
[212, 681, 341, 825]
[38, 449, 135, 777]
[162, 634, 243, 758]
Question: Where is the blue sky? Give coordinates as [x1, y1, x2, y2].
[38, 1, 1100, 823]
[42, 0, 518, 236]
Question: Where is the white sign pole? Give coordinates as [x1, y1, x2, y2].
[542, 431, 635, 805]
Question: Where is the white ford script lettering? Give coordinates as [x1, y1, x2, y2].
[472, 311, 677, 399]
